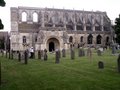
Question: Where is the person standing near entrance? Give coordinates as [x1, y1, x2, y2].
[29, 47, 34, 59]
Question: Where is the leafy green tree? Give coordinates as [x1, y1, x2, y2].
[114, 15, 120, 44]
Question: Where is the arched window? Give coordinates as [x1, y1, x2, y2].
[22, 12, 27, 22]
[87, 34, 93, 44]
[106, 36, 109, 45]
[96, 35, 102, 44]
[69, 36, 73, 43]
[23, 36, 26, 43]
[80, 36, 83, 42]
[33, 12, 38, 22]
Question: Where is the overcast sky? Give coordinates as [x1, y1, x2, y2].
[0, 0, 120, 31]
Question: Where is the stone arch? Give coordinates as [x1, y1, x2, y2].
[96, 34, 102, 44]
[33, 12, 38, 22]
[46, 37, 60, 52]
[69, 36, 73, 43]
[21, 12, 27, 22]
[87, 34, 93, 44]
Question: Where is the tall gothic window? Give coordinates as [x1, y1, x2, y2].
[80, 36, 83, 42]
[22, 12, 27, 22]
[23, 36, 26, 43]
[87, 34, 93, 44]
[33, 12, 38, 22]
[69, 36, 73, 43]
[96, 35, 102, 44]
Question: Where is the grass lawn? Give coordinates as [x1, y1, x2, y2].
[0, 49, 120, 90]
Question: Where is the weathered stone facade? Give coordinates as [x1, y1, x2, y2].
[10, 6, 114, 51]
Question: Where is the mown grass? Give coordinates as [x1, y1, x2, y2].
[0, 49, 120, 90]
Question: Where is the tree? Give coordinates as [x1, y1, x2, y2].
[0, 0, 6, 86]
[114, 14, 120, 44]
[0, 0, 6, 30]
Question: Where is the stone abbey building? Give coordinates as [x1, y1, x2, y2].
[10, 6, 114, 51]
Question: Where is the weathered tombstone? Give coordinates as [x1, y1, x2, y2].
[117, 54, 120, 72]
[5, 50, 7, 58]
[18, 51, 21, 62]
[55, 50, 60, 64]
[97, 49, 102, 56]
[38, 50, 41, 59]
[1, 50, 4, 57]
[82, 49, 85, 56]
[8, 51, 11, 59]
[87, 47, 92, 61]
[44, 49, 47, 61]
[24, 50, 28, 64]
[58, 50, 61, 58]
[11, 50, 13, 59]
[98, 61, 104, 69]
[71, 48, 75, 60]
[78, 48, 83, 57]
[111, 44, 116, 54]
[62, 48, 66, 57]
[40, 50, 44, 60]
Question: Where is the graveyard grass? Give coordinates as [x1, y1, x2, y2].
[1, 49, 120, 90]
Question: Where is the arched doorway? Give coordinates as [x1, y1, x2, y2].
[49, 42, 55, 52]
[47, 38, 60, 52]
[96, 35, 102, 44]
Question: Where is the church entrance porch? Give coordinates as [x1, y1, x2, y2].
[47, 38, 60, 52]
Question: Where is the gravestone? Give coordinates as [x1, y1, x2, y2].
[18, 51, 21, 62]
[111, 44, 116, 54]
[58, 50, 61, 58]
[8, 51, 11, 59]
[5, 50, 7, 58]
[62, 49, 66, 57]
[87, 47, 92, 61]
[117, 54, 120, 72]
[44, 49, 48, 61]
[78, 48, 83, 57]
[38, 50, 41, 59]
[55, 50, 60, 64]
[71, 48, 75, 60]
[97, 49, 102, 56]
[41, 50, 44, 59]
[24, 50, 28, 64]
[11, 50, 13, 59]
[98, 61, 104, 69]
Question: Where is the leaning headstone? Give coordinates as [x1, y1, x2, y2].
[97, 49, 102, 56]
[71, 48, 75, 60]
[98, 61, 104, 69]
[62, 49, 66, 57]
[55, 50, 60, 64]
[38, 50, 41, 59]
[44, 49, 48, 61]
[18, 51, 21, 62]
[24, 50, 28, 64]
[117, 54, 120, 73]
